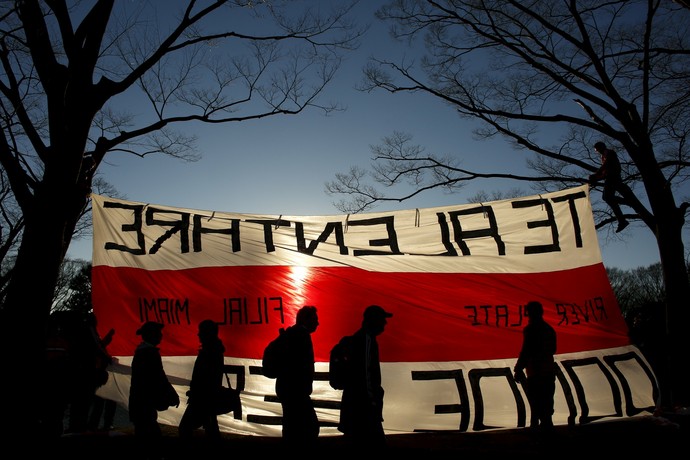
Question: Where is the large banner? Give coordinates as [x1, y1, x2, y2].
[91, 185, 658, 436]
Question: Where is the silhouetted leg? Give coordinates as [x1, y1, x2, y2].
[88, 395, 105, 431]
[603, 181, 628, 231]
[103, 398, 117, 429]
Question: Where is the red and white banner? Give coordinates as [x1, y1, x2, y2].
[91, 186, 658, 436]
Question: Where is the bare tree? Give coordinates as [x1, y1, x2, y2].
[0, 168, 23, 299]
[326, 0, 690, 408]
[608, 263, 670, 388]
[0, 0, 362, 438]
[608, 264, 666, 320]
[0, 169, 115, 306]
[51, 258, 89, 312]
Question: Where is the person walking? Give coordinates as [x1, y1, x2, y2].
[41, 312, 73, 439]
[87, 318, 116, 432]
[513, 301, 557, 432]
[178, 319, 226, 442]
[589, 141, 629, 233]
[337, 304, 393, 451]
[274, 306, 320, 450]
[129, 321, 179, 460]
[65, 311, 111, 434]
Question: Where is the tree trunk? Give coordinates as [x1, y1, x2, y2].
[0, 184, 84, 444]
[636, 140, 690, 409]
[656, 218, 690, 408]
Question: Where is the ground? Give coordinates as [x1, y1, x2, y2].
[45, 409, 688, 458]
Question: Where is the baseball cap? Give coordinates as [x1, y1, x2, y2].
[363, 304, 393, 320]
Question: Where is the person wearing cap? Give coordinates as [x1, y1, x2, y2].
[589, 141, 629, 233]
[129, 321, 179, 459]
[337, 304, 393, 451]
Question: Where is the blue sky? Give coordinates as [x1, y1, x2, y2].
[66, 1, 676, 270]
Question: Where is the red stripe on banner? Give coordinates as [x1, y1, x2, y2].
[92, 263, 630, 362]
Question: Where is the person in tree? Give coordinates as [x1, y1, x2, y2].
[589, 141, 629, 233]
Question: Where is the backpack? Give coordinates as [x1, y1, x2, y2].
[329, 335, 352, 390]
[262, 328, 286, 378]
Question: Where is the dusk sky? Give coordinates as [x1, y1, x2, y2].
[66, 1, 683, 271]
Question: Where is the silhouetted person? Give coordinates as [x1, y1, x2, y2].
[178, 319, 226, 442]
[88, 324, 116, 431]
[513, 301, 557, 431]
[129, 322, 179, 460]
[589, 141, 629, 233]
[337, 305, 393, 451]
[62, 311, 111, 434]
[275, 306, 320, 450]
[40, 312, 73, 439]
[88, 394, 117, 431]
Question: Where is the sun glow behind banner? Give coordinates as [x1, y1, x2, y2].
[91, 185, 659, 436]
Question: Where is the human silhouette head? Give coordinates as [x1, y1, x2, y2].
[136, 321, 164, 345]
[198, 319, 219, 344]
[593, 142, 609, 157]
[362, 305, 393, 336]
[525, 301, 544, 321]
[296, 305, 319, 334]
